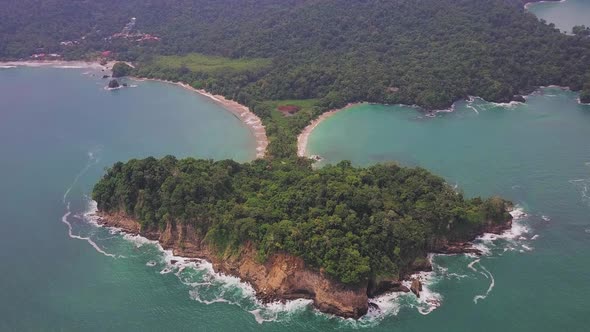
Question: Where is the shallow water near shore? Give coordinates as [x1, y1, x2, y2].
[527, 0, 590, 33]
[1, 67, 590, 331]
[307, 88, 590, 331]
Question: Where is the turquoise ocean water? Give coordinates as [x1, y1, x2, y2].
[527, 0, 590, 33]
[2, 4, 590, 326]
[2, 68, 589, 332]
[307, 90, 590, 331]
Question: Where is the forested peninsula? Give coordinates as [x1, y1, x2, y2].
[93, 157, 512, 317]
[1, 0, 579, 317]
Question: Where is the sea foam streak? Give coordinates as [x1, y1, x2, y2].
[61, 149, 119, 258]
[472, 261, 495, 304]
[570, 178, 590, 205]
[62, 203, 116, 258]
[462, 206, 534, 304]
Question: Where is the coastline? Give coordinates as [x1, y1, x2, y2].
[297, 103, 361, 157]
[524, 0, 565, 10]
[0, 59, 117, 70]
[91, 206, 516, 319]
[134, 78, 268, 159]
[1, 60, 268, 159]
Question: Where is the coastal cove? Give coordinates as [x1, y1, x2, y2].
[304, 87, 590, 330]
[0, 61, 269, 158]
[0, 66, 261, 330]
[526, 0, 590, 33]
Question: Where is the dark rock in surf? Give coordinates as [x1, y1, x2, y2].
[410, 279, 422, 298]
[108, 79, 120, 89]
[512, 95, 526, 103]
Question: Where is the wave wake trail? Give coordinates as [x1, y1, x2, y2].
[63, 151, 99, 203]
[61, 203, 116, 258]
[470, 259, 495, 304]
[61, 149, 118, 258]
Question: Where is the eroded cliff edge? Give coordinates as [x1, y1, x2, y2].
[96, 211, 512, 318]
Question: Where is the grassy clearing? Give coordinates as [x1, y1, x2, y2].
[152, 53, 271, 73]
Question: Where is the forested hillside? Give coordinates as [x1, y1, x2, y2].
[6, 0, 589, 158]
[93, 156, 512, 284]
[2, 0, 590, 111]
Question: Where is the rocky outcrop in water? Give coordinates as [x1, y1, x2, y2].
[512, 95, 526, 103]
[108, 79, 120, 89]
[410, 279, 423, 298]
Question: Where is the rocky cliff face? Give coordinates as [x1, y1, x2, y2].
[97, 212, 369, 318]
[97, 212, 512, 318]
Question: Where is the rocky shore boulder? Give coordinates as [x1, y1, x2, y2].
[512, 95, 526, 103]
[410, 279, 423, 298]
[367, 278, 410, 297]
[108, 79, 120, 89]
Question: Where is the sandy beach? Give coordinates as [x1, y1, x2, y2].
[1, 60, 267, 159]
[297, 103, 360, 157]
[0, 60, 117, 70]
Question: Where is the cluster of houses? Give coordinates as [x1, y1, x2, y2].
[30, 17, 160, 60]
[106, 17, 161, 43]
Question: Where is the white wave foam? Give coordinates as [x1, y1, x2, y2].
[146, 261, 157, 267]
[531, 234, 539, 240]
[472, 262, 495, 304]
[55, 65, 86, 69]
[509, 207, 527, 220]
[61, 203, 117, 258]
[249, 299, 312, 324]
[0, 65, 16, 69]
[400, 259, 443, 315]
[465, 97, 481, 114]
[570, 178, 590, 204]
[472, 208, 532, 256]
[63, 150, 100, 204]
[123, 233, 158, 248]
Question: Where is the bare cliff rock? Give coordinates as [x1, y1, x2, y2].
[96, 211, 512, 318]
[96, 213, 368, 318]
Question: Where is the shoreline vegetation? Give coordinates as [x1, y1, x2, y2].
[0, 60, 268, 159]
[4, 0, 588, 319]
[3, 0, 590, 160]
[297, 103, 361, 157]
[134, 78, 268, 159]
[94, 209, 513, 318]
[92, 157, 514, 318]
